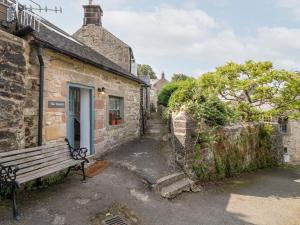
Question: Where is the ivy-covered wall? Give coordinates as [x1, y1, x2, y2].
[171, 111, 284, 181]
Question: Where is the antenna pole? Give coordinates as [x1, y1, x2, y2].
[15, 0, 18, 19]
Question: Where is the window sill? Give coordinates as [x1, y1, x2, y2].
[106, 123, 127, 130]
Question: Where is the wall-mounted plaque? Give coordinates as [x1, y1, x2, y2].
[48, 101, 65, 108]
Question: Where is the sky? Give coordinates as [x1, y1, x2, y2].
[19, 0, 300, 80]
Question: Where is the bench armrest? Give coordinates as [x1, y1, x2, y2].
[0, 164, 19, 184]
[70, 148, 89, 163]
[65, 138, 89, 163]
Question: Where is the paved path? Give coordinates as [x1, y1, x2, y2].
[1, 166, 300, 225]
[104, 112, 179, 184]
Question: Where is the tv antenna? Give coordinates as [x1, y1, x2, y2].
[24, 0, 62, 13]
[5, 0, 63, 32]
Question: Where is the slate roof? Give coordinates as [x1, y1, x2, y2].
[139, 75, 151, 85]
[31, 22, 147, 85]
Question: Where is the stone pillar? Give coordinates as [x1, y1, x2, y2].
[269, 123, 284, 164]
[171, 111, 197, 179]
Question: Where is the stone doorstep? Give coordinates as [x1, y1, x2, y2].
[160, 178, 192, 199]
[153, 172, 186, 192]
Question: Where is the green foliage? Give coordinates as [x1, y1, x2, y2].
[199, 61, 300, 121]
[171, 73, 193, 82]
[168, 79, 235, 126]
[192, 144, 211, 180]
[161, 107, 170, 124]
[158, 60, 299, 181]
[137, 64, 157, 79]
[157, 82, 180, 107]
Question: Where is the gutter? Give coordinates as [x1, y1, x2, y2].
[37, 45, 45, 146]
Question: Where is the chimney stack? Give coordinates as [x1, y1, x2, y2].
[83, 0, 103, 26]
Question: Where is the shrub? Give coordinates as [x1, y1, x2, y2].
[169, 80, 234, 126]
[157, 82, 180, 107]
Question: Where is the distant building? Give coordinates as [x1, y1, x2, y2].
[279, 118, 300, 164]
[150, 72, 169, 111]
[73, 1, 137, 75]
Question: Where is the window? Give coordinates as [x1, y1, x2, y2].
[284, 147, 288, 154]
[109, 96, 124, 126]
[278, 118, 288, 133]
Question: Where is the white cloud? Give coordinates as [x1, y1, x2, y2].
[104, 6, 300, 77]
[276, 0, 300, 19]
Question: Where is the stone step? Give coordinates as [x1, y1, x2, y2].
[147, 127, 162, 131]
[160, 178, 192, 199]
[147, 123, 163, 127]
[146, 129, 161, 134]
[153, 172, 186, 192]
[148, 121, 163, 125]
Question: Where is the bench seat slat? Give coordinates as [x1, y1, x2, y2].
[16, 155, 73, 176]
[17, 159, 81, 184]
[1, 147, 69, 165]
[0, 143, 67, 158]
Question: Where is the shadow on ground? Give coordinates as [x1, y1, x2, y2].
[0, 164, 300, 225]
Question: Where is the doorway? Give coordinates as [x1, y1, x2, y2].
[68, 85, 94, 155]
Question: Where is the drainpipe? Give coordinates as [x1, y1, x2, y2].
[37, 45, 44, 146]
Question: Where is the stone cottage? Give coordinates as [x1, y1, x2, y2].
[0, 0, 148, 158]
[73, 1, 136, 75]
[279, 118, 300, 164]
[150, 72, 169, 111]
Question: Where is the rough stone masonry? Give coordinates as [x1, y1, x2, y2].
[171, 111, 284, 180]
[0, 30, 28, 151]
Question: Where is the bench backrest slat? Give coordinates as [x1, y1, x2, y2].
[0, 143, 67, 158]
[0, 142, 74, 177]
[3, 151, 70, 170]
[0, 145, 69, 164]
[16, 154, 73, 176]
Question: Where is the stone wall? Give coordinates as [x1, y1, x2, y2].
[171, 111, 284, 181]
[74, 25, 132, 73]
[0, 29, 28, 151]
[37, 48, 141, 156]
[283, 120, 300, 164]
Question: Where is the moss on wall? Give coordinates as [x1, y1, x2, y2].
[192, 124, 279, 181]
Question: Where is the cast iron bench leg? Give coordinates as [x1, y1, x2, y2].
[64, 167, 72, 178]
[12, 182, 20, 220]
[81, 162, 86, 182]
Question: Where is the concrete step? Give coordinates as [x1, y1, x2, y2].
[160, 178, 192, 199]
[153, 172, 186, 192]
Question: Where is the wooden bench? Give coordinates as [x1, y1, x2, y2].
[0, 138, 89, 220]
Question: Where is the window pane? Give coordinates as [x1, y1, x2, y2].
[109, 96, 124, 126]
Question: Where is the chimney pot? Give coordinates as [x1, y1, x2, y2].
[83, 2, 103, 26]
